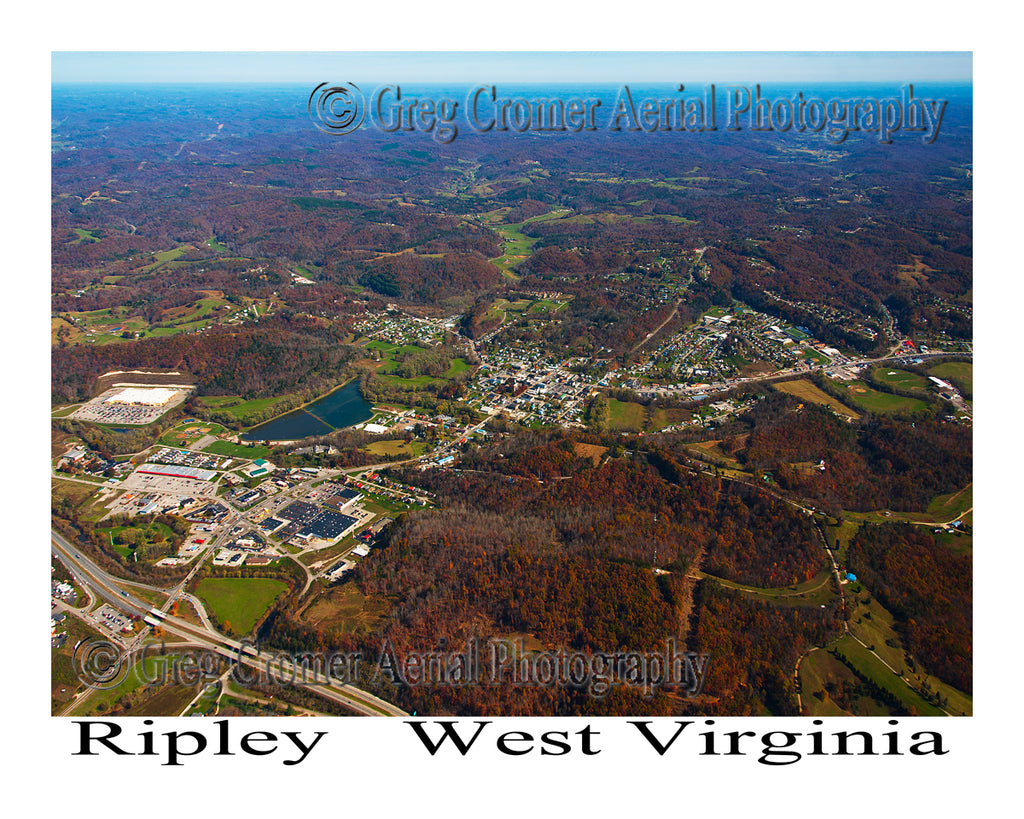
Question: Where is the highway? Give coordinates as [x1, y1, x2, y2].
[52, 529, 407, 717]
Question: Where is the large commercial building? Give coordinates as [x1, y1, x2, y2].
[137, 463, 216, 481]
[105, 387, 178, 405]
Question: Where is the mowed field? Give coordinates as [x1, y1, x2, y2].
[195, 577, 289, 635]
[835, 380, 931, 414]
[928, 361, 973, 397]
[196, 394, 298, 424]
[772, 379, 860, 419]
[872, 367, 930, 392]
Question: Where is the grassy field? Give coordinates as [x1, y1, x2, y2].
[376, 372, 441, 388]
[195, 577, 289, 635]
[830, 635, 945, 717]
[364, 439, 428, 457]
[824, 519, 861, 565]
[685, 439, 745, 470]
[527, 299, 569, 314]
[833, 379, 930, 414]
[925, 483, 973, 521]
[799, 649, 860, 716]
[486, 210, 570, 277]
[94, 520, 178, 560]
[928, 361, 973, 397]
[72, 227, 100, 244]
[607, 398, 647, 431]
[158, 420, 229, 447]
[298, 582, 391, 634]
[52, 478, 100, 514]
[773, 379, 861, 419]
[651, 406, 694, 430]
[197, 394, 297, 424]
[51, 403, 82, 418]
[446, 357, 472, 376]
[846, 587, 972, 715]
[872, 367, 930, 392]
[202, 439, 272, 460]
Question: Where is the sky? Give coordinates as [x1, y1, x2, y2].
[51, 51, 972, 84]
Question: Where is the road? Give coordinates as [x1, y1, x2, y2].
[629, 298, 683, 355]
[52, 529, 407, 717]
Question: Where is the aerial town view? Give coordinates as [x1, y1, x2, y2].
[51, 52, 973, 721]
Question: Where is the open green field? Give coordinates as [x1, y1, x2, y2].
[650, 406, 695, 431]
[799, 649, 859, 716]
[197, 394, 297, 424]
[830, 635, 945, 716]
[925, 483, 973, 521]
[51, 403, 81, 418]
[366, 340, 424, 357]
[846, 586, 971, 715]
[872, 367, 930, 392]
[158, 420, 229, 447]
[833, 379, 930, 414]
[195, 577, 289, 635]
[486, 210, 570, 277]
[73, 227, 100, 244]
[928, 361, 973, 397]
[366, 344, 472, 389]
[202, 439, 271, 459]
[376, 372, 441, 388]
[494, 297, 533, 313]
[824, 519, 861, 565]
[446, 357, 472, 376]
[773, 379, 861, 419]
[607, 398, 647, 432]
[527, 299, 569, 314]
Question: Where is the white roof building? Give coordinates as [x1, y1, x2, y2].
[105, 387, 177, 405]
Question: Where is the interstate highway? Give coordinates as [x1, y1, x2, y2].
[51, 529, 407, 717]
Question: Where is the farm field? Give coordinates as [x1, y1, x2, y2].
[772, 379, 861, 419]
[364, 439, 428, 457]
